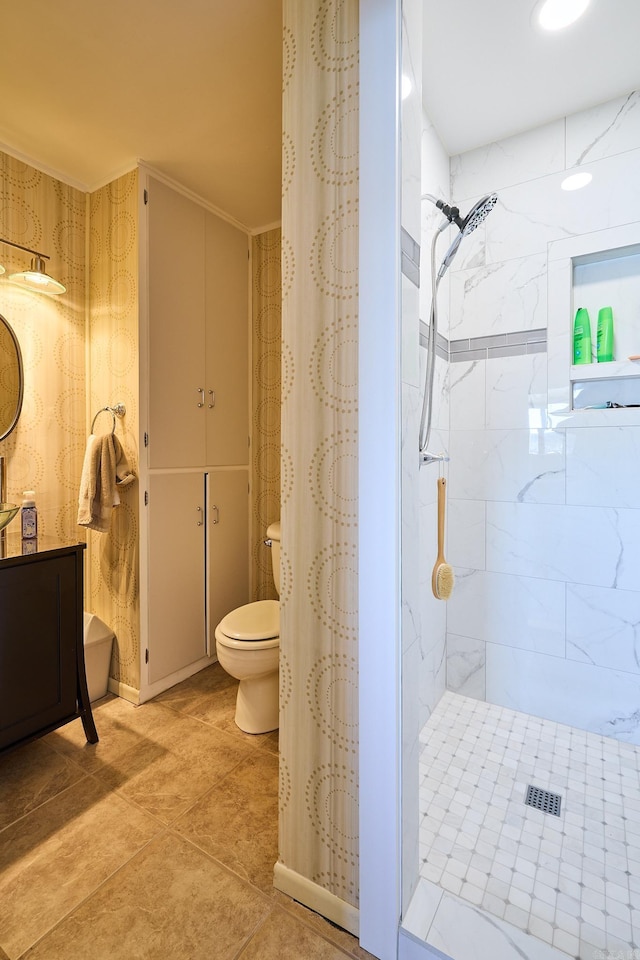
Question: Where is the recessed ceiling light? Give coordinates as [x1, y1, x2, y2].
[535, 0, 590, 31]
[561, 171, 593, 191]
[401, 74, 412, 100]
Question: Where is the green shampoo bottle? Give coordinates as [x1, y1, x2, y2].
[596, 306, 614, 362]
[573, 307, 592, 364]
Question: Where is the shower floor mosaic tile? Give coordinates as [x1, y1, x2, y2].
[417, 692, 640, 959]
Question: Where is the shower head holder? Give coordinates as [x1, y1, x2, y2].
[434, 199, 464, 230]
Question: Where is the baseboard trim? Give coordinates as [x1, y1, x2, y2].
[273, 862, 359, 937]
[106, 678, 140, 704]
[137, 655, 217, 704]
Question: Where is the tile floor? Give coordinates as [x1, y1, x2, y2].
[416, 691, 640, 959]
[0, 664, 375, 960]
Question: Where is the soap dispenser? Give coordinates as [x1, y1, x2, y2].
[21, 491, 37, 539]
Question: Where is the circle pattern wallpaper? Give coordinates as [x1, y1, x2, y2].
[280, 0, 360, 910]
[0, 157, 139, 691]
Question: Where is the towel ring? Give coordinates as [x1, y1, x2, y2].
[91, 403, 126, 435]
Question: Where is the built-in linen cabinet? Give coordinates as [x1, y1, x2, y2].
[146, 470, 248, 685]
[147, 175, 249, 469]
[140, 172, 250, 698]
[548, 223, 640, 425]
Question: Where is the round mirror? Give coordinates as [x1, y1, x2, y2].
[0, 314, 23, 441]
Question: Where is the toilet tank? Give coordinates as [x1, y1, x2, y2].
[266, 521, 281, 596]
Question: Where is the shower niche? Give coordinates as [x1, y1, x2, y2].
[548, 222, 640, 419]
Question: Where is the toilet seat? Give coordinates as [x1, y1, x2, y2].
[217, 599, 279, 642]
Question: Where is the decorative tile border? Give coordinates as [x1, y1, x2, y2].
[401, 227, 420, 288]
[418, 323, 449, 361]
[419, 321, 547, 362]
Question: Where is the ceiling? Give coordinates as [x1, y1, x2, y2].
[423, 0, 640, 156]
[0, 0, 283, 232]
[1, 1, 639, 232]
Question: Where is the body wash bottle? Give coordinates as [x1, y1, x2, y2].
[573, 307, 592, 364]
[596, 306, 614, 362]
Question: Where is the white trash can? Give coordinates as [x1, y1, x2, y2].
[83, 613, 115, 702]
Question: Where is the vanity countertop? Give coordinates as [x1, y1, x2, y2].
[0, 533, 86, 563]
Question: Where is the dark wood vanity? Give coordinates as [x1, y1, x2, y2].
[0, 535, 97, 754]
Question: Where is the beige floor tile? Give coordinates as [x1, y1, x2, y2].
[188, 688, 281, 748]
[6, 673, 367, 960]
[0, 739, 85, 832]
[0, 776, 161, 959]
[22, 832, 271, 960]
[238, 907, 352, 959]
[46, 695, 257, 825]
[154, 662, 235, 715]
[257, 729, 280, 756]
[44, 696, 176, 772]
[104, 712, 257, 824]
[156, 663, 278, 749]
[175, 749, 279, 893]
[275, 894, 378, 960]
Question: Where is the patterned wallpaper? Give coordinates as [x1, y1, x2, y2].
[0, 152, 86, 541]
[87, 171, 140, 693]
[251, 228, 282, 600]
[279, 0, 360, 917]
[0, 154, 274, 700]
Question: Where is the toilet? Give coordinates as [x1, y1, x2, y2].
[215, 521, 281, 734]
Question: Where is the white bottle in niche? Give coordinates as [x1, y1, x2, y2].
[21, 490, 37, 539]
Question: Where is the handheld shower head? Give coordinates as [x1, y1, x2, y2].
[432, 193, 498, 278]
[423, 192, 497, 234]
[459, 193, 498, 237]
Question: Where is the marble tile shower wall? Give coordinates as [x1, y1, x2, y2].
[401, 0, 426, 915]
[417, 106, 452, 733]
[444, 91, 640, 745]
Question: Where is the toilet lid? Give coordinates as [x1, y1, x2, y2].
[218, 600, 279, 641]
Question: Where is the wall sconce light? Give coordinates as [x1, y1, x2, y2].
[0, 238, 66, 295]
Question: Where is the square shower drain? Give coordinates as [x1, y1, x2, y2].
[524, 784, 562, 817]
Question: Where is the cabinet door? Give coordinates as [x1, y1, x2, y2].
[148, 473, 206, 683]
[0, 555, 77, 749]
[205, 214, 249, 466]
[148, 177, 206, 468]
[207, 470, 250, 650]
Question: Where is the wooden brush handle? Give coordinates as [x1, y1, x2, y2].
[436, 476, 446, 562]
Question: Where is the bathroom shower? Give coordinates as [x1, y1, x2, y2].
[419, 192, 497, 465]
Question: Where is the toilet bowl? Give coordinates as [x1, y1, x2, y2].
[215, 521, 280, 734]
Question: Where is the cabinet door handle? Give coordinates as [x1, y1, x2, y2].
[196, 506, 203, 526]
[196, 387, 205, 408]
[211, 504, 219, 525]
[208, 389, 215, 409]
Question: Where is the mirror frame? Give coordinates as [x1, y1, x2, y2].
[0, 314, 24, 443]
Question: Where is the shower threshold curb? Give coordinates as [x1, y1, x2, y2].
[400, 877, 571, 960]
